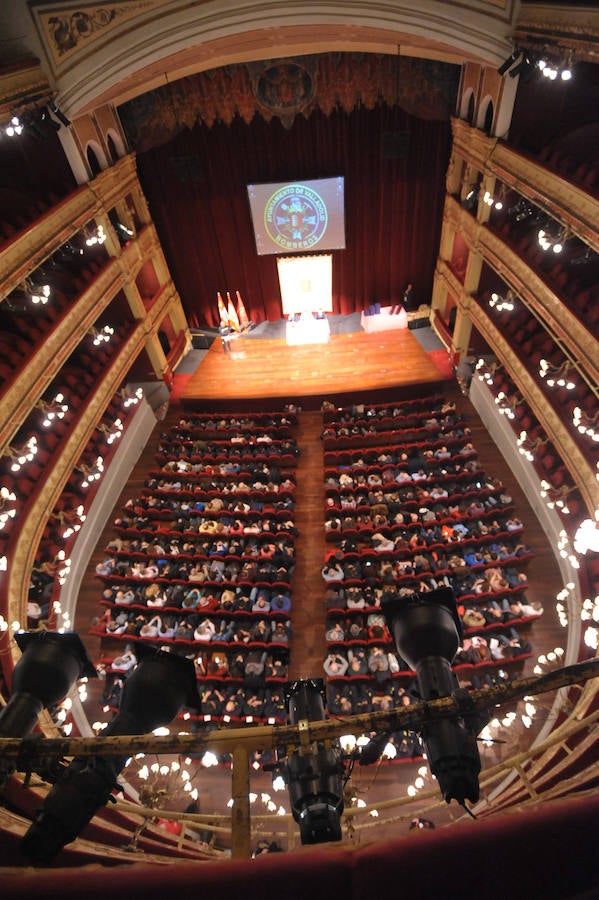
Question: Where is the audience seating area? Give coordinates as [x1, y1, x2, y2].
[92, 411, 299, 729]
[320, 396, 541, 734]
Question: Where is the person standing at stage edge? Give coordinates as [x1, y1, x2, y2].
[403, 282, 414, 310]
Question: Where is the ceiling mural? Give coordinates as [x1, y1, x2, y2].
[118, 53, 460, 153]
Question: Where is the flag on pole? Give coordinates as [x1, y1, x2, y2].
[217, 292, 229, 328]
[226, 291, 241, 331]
[236, 290, 250, 330]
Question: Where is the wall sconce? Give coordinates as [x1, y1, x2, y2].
[88, 325, 115, 345]
[573, 407, 599, 442]
[51, 505, 86, 540]
[35, 393, 69, 427]
[482, 184, 506, 210]
[76, 456, 104, 488]
[537, 50, 573, 81]
[517, 430, 549, 462]
[540, 480, 577, 514]
[494, 391, 523, 420]
[23, 279, 51, 305]
[475, 358, 502, 386]
[573, 513, 599, 555]
[4, 435, 38, 472]
[4, 115, 23, 137]
[538, 224, 569, 254]
[84, 225, 107, 247]
[120, 387, 143, 408]
[489, 289, 516, 312]
[98, 418, 124, 445]
[0, 486, 17, 530]
[539, 359, 576, 390]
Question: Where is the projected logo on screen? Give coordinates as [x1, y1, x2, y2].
[264, 183, 328, 251]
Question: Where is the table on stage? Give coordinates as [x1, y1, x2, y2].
[285, 312, 330, 346]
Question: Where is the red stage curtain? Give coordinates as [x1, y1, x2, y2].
[136, 105, 451, 328]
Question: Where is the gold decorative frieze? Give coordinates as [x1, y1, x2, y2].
[451, 118, 497, 173]
[515, 6, 599, 64]
[33, 1, 169, 72]
[0, 61, 53, 118]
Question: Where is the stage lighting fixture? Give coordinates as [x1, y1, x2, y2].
[22, 646, 200, 864]
[497, 48, 521, 76]
[23, 112, 48, 141]
[280, 678, 344, 845]
[510, 54, 536, 82]
[382, 587, 486, 807]
[48, 102, 71, 127]
[40, 107, 62, 132]
[0, 631, 96, 786]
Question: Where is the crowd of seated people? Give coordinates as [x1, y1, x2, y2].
[93, 409, 298, 745]
[101, 661, 289, 724]
[326, 681, 424, 759]
[321, 398, 541, 691]
[143, 470, 297, 496]
[156, 435, 299, 465]
[173, 411, 297, 435]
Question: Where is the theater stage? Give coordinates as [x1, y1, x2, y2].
[177, 326, 451, 409]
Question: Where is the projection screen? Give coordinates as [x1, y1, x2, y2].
[247, 177, 345, 255]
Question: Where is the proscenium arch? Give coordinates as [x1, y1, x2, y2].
[49, 0, 517, 117]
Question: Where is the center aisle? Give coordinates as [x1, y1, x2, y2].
[288, 409, 327, 680]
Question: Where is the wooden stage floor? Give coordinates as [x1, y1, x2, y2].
[180, 328, 449, 407]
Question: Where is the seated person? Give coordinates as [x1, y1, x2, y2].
[323, 651, 349, 677]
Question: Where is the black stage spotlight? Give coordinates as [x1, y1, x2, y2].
[22, 646, 200, 865]
[23, 112, 48, 141]
[281, 678, 344, 845]
[48, 102, 71, 127]
[0, 631, 96, 786]
[40, 107, 62, 132]
[510, 53, 533, 79]
[382, 587, 486, 807]
[497, 48, 521, 76]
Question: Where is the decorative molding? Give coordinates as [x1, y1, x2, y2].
[0, 61, 53, 118]
[33, 0, 168, 71]
[118, 53, 460, 151]
[514, 4, 599, 64]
